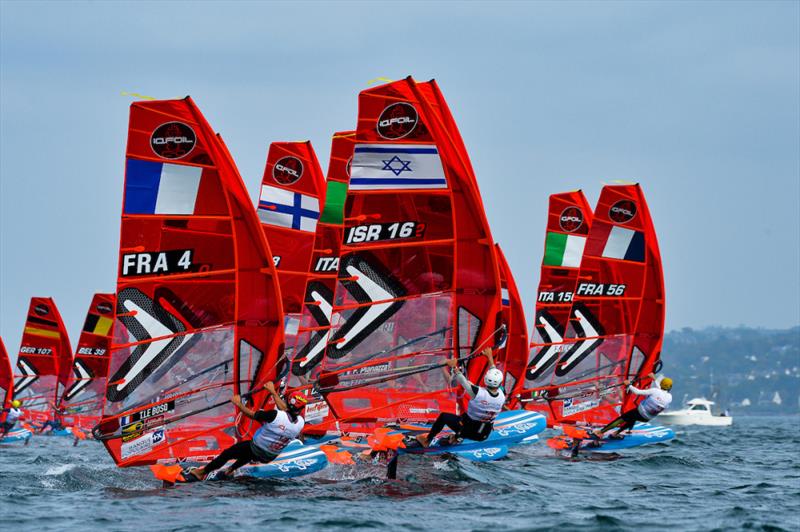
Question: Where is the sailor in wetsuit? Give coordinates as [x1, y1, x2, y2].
[593, 373, 673, 439]
[188, 382, 307, 480]
[1, 400, 23, 437]
[38, 405, 65, 433]
[416, 348, 506, 447]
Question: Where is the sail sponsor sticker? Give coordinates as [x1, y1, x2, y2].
[608, 200, 637, 224]
[34, 304, 50, 316]
[272, 156, 304, 185]
[304, 401, 330, 424]
[96, 301, 113, 314]
[559, 207, 584, 232]
[562, 398, 600, 417]
[150, 122, 196, 160]
[121, 401, 175, 426]
[120, 429, 166, 459]
[377, 102, 418, 140]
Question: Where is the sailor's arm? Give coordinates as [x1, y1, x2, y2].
[263, 381, 289, 412]
[625, 377, 656, 396]
[482, 347, 496, 369]
[446, 358, 478, 399]
[231, 395, 257, 419]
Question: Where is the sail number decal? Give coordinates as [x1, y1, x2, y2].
[121, 249, 193, 277]
[345, 221, 425, 244]
[313, 256, 340, 272]
[77, 347, 107, 356]
[19, 346, 52, 355]
[538, 291, 574, 303]
[576, 282, 626, 297]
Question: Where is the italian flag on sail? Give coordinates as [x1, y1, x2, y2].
[320, 181, 347, 225]
[543, 232, 586, 268]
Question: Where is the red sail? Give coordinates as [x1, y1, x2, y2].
[494, 244, 528, 400]
[317, 77, 502, 425]
[515, 191, 594, 424]
[61, 293, 115, 431]
[94, 97, 283, 466]
[256, 141, 326, 315]
[285, 132, 355, 431]
[13, 297, 73, 422]
[1, 337, 12, 411]
[572, 184, 665, 421]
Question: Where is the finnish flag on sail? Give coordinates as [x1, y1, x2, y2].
[124, 159, 203, 215]
[258, 184, 320, 232]
[350, 144, 447, 190]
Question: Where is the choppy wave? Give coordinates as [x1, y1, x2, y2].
[0, 416, 798, 531]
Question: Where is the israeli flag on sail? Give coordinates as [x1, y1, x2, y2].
[258, 184, 320, 232]
[124, 158, 203, 215]
[350, 144, 447, 190]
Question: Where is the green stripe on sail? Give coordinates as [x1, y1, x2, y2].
[543, 232, 568, 266]
[320, 181, 348, 225]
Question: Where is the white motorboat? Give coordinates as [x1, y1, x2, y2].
[659, 398, 733, 426]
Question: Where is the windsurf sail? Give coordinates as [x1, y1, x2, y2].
[494, 244, 528, 402]
[13, 297, 73, 423]
[515, 191, 594, 424]
[519, 185, 664, 426]
[93, 97, 284, 467]
[256, 141, 326, 317]
[1, 337, 12, 412]
[316, 77, 502, 426]
[284, 131, 355, 431]
[60, 293, 115, 431]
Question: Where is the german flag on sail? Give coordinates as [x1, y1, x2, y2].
[83, 314, 113, 336]
[585, 224, 645, 262]
[23, 326, 60, 339]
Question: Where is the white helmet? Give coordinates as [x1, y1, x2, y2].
[484, 368, 503, 388]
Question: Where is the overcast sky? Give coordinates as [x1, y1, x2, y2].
[1, 1, 798, 359]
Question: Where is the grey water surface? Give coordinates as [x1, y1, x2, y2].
[0, 416, 798, 531]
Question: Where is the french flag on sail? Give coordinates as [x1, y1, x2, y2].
[257, 184, 320, 232]
[586, 224, 645, 262]
[124, 159, 203, 215]
[501, 285, 510, 306]
[350, 144, 447, 190]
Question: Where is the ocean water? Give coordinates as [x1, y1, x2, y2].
[0, 416, 798, 531]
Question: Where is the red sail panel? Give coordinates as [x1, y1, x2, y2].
[13, 297, 72, 422]
[94, 97, 283, 467]
[571, 184, 665, 421]
[285, 132, 355, 432]
[494, 244, 528, 401]
[256, 141, 326, 315]
[516, 191, 594, 424]
[61, 293, 115, 431]
[318, 77, 502, 425]
[1, 337, 12, 410]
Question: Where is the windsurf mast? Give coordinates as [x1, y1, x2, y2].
[60, 293, 115, 431]
[13, 297, 73, 422]
[316, 77, 502, 425]
[94, 97, 284, 467]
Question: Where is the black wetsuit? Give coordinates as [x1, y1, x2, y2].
[426, 383, 503, 443]
[598, 408, 648, 434]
